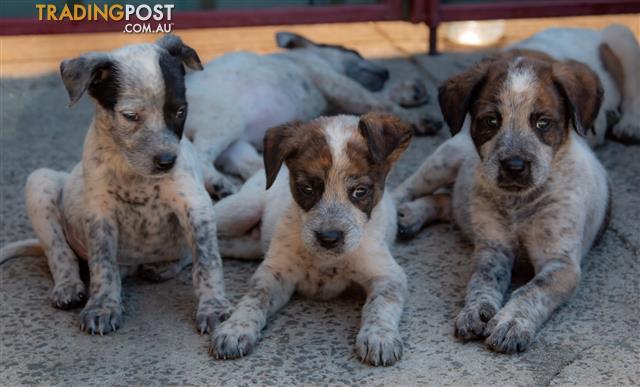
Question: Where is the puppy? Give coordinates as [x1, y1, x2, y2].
[392, 53, 610, 353]
[511, 24, 640, 144]
[0, 35, 231, 336]
[184, 32, 438, 198]
[209, 113, 412, 366]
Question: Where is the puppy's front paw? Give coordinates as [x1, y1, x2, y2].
[205, 176, 237, 201]
[355, 326, 403, 366]
[51, 280, 87, 310]
[484, 316, 535, 353]
[196, 298, 232, 334]
[609, 114, 640, 144]
[209, 320, 259, 359]
[454, 302, 497, 341]
[79, 299, 123, 335]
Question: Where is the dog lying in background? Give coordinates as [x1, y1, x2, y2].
[392, 49, 610, 352]
[184, 32, 439, 198]
[0, 36, 231, 337]
[209, 113, 411, 366]
[511, 24, 640, 145]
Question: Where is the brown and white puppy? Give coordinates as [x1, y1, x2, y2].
[0, 35, 231, 337]
[392, 53, 610, 353]
[209, 113, 411, 366]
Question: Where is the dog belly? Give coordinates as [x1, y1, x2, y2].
[296, 273, 350, 300]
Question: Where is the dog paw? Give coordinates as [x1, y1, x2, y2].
[196, 298, 232, 334]
[79, 299, 124, 335]
[484, 316, 535, 353]
[411, 114, 443, 136]
[205, 176, 237, 201]
[396, 202, 424, 240]
[50, 280, 87, 310]
[609, 115, 640, 144]
[454, 302, 497, 341]
[389, 79, 430, 108]
[209, 319, 259, 359]
[355, 326, 403, 366]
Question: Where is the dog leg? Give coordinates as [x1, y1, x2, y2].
[167, 176, 231, 334]
[218, 236, 263, 260]
[396, 193, 451, 240]
[210, 261, 298, 359]
[200, 162, 237, 201]
[455, 241, 515, 341]
[216, 140, 264, 181]
[138, 255, 192, 282]
[602, 24, 640, 143]
[309, 70, 442, 134]
[25, 168, 87, 310]
[392, 134, 471, 204]
[213, 171, 265, 239]
[351, 248, 407, 366]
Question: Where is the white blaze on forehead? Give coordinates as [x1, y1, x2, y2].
[324, 115, 359, 167]
[507, 59, 536, 94]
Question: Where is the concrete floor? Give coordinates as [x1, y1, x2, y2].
[1, 51, 639, 386]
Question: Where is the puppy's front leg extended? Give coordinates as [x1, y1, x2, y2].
[80, 215, 123, 335]
[211, 262, 298, 359]
[168, 178, 231, 334]
[455, 242, 514, 341]
[484, 232, 582, 353]
[353, 252, 407, 366]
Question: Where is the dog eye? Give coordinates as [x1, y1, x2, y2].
[121, 111, 139, 122]
[536, 118, 550, 130]
[299, 184, 313, 196]
[351, 186, 369, 199]
[176, 106, 186, 120]
[485, 117, 499, 128]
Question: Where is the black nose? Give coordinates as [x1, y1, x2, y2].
[315, 230, 344, 249]
[153, 153, 177, 172]
[500, 157, 528, 175]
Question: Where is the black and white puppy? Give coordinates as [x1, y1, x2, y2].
[0, 35, 231, 338]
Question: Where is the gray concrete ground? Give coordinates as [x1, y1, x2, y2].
[1, 53, 639, 386]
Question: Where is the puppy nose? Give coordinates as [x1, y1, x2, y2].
[153, 153, 177, 172]
[315, 230, 344, 249]
[500, 157, 528, 174]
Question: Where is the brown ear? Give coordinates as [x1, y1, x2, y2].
[358, 112, 412, 166]
[438, 59, 492, 135]
[156, 34, 203, 71]
[263, 121, 302, 189]
[275, 32, 316, 49]
[552, 59, 603, 136]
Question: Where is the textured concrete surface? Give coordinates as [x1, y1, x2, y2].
[1, 54, 639, 386]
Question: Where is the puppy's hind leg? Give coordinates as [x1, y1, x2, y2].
[25, 168, 87, 309]
[213, 171, 266, 239]
[215, 140, 264, 181]
[397, 193, 451, 240]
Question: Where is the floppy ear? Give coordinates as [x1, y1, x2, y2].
[156, 34, 203, 70]
[552, 59, 603, 136]
[59, 53, 116, 108]
[438, 59, 492, 136]
[358, 112, 412, 167]
[275, 32, 316, 49]
[263, 121, 302, 189]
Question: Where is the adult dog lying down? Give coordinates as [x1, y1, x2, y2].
[184, 32, 439, 198]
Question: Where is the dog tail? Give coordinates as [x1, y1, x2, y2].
[0, 239, 44, 266]
[601, 24, 640, 98]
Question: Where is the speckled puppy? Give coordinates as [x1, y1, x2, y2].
[393, 53, 610, 353]
[210, 113, 411, 366]
[0, 35, 231, 336]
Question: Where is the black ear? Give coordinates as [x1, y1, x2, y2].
[156, 34, 203, 70]
[275, 32, 316, 49]
[552, 59, 603, 136]
[59, 53, 116, 108]
[263, 121, 302, 189]
[358, 112, 412, 166]
[438, 59, 492, 136]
